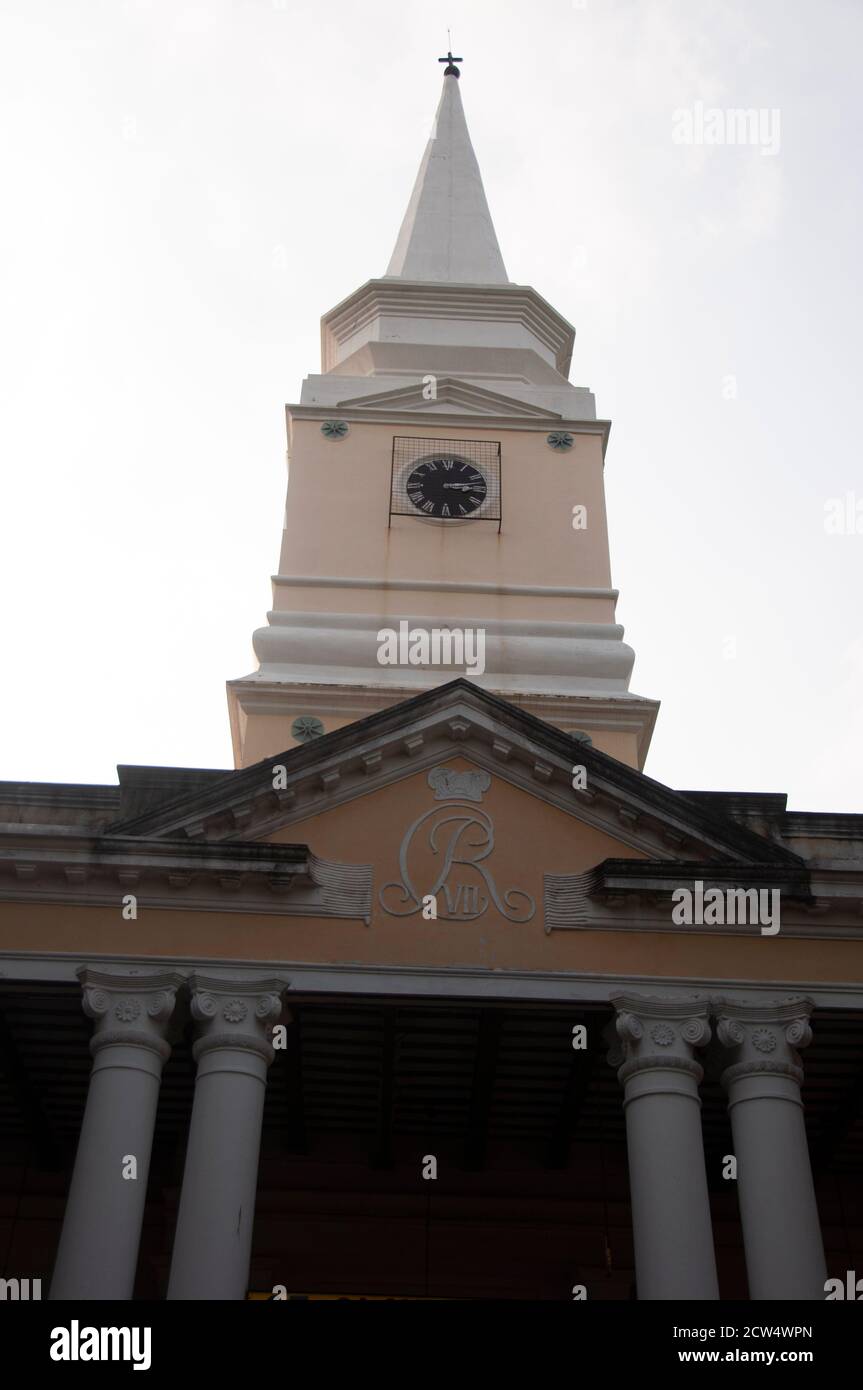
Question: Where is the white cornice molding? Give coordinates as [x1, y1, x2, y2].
[247, 608, 638, 701]
[226, 681, 659, 766]
[270, 576, 620, 601]
[543, 870, 863, 941]
[0, 841, 373, 921]
[2, 951, 862, 1010]
[320, 278, 576, 376]
[287, 403, 610, 449]
[263, 609, 626, 643]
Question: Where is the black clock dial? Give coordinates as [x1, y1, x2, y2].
[405, 456, 487, 518]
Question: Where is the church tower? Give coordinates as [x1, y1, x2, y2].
[227, 65, 658, 769]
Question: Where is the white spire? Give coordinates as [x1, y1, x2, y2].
[386, 74, 509, 285]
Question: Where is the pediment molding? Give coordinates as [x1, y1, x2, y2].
[334, 376, 556, 419]
[106, 683, 800, 871]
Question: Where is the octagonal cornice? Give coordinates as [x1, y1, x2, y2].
[320, 278, 576, 377]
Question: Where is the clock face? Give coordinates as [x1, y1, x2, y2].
[405, 456, 487, 518]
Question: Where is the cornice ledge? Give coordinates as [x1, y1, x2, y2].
[321, 278, 575, 373]
[0, 843, 373, 921]
[288, 402, 607, 434]
[270, 575, 620, 601]
[288, 405, 599, 435]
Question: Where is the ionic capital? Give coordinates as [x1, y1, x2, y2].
[188, 974, 286, 1066]
[713, 996, 814, 1090]
[79, 968, 185, 1061]
[608, 993, 712, 1085]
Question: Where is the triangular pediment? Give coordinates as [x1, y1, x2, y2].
[102, 682, 808, 936]
[107, 682, 800, 870]
[334, 377, 556, 420]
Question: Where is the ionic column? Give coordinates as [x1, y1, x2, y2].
[49, 969, 183, 1300]
[167, 976, 284, 1300]
[715, 997, 826, 1300]
[609, 993, 719, 1300]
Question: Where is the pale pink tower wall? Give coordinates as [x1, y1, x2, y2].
[227, 71, 658, 769]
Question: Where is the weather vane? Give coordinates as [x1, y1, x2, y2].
[438, 30, 462, 78]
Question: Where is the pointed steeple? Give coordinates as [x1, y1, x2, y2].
[228, 59, 659, 776]
[386, 74, 509, 285]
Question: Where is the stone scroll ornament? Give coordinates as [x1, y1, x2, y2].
[378, 766, 535, 923]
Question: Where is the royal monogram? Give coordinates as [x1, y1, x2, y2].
[379, 770, 535, 923]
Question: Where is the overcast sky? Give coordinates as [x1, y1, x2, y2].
[1, 0, 861, 811]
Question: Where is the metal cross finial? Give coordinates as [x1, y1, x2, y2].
[438, 36, 463, 78]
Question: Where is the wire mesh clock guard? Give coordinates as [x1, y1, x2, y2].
[389, 436, 502, 531]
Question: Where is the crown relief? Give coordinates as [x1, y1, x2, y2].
[427, 766, 491, 803]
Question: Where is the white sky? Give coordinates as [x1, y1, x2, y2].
[0, 0, 861, 811]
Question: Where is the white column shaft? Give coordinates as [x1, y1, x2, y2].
[51, 1046, 162, 1300]
[610, 995, 718, 1301]
[623, 1067, 719, 1299]
[49, 972, 181, 1301]
[728, 1074, 826, 1298]
[167, 1049, 269, 1299]
[167, 977, 284, 1301]
[717, 999, 826, 1300]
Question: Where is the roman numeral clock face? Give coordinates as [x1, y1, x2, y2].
[406, 456, 487, 519]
